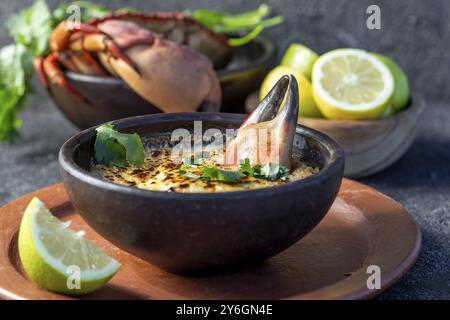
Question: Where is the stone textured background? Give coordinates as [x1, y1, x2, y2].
[1, 0, 449, 103]
[1, 0, 449, 300]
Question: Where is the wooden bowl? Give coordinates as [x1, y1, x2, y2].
[45, 37, 276, 130]
[246, 94, 425, 178]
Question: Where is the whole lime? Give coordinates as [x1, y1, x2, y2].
[280, 43, 319, 80]
[259, 65, 323, 118]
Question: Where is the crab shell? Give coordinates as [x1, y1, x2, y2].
[41, 12, 234, 113]
[96, 19, 222, 113]
[90, 12, 233, 69]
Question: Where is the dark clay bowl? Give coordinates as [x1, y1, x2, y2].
[47, 37, 276, 129]
[59, 113, 345, 274]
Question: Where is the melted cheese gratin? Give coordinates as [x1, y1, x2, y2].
[92, 142, 320, 193]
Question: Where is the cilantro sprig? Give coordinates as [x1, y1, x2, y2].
[179, 158, 289, 184]
[94, 123, 145, 167]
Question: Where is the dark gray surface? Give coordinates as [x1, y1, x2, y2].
[1, 0, 449, 299]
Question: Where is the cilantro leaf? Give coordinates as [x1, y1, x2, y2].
[7, 0, 54, 56]
[0, 44, 33, 142]
[179, 163, 202, 179]
[1, 0, 53, 142]
[179, 169, 201, 180]
[255, 163, 290, 181]
[239, 158, 260, 176]
[94, 123, 145, 167]
[202, 166, 246, 184]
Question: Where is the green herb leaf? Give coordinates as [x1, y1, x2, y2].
[94, 123, 145, 167]
[179, 169, 201, 180]
[178, 157, 289, 183]
[190, 4, 283, 46]
[221, 4, 271, 29]
[189, 9, 223, 29]
[1, 0, 53, 142]
[0, 44, 33, 142]
[7, 0, 54, 56]
[227, 16, 283, 46]
[202, 166, 246, 184]
[255, 163, 290, 181]
[239, 158, 257, 176]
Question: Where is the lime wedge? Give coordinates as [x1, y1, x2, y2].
[372, 53, 410, 112]
[312, 48, 394, 120]
[280, 43, 318, 80]
[259, 65, 323, 118]
[18, 197, 121, 295]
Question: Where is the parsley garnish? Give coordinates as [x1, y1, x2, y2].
[94, 123, 145, 167]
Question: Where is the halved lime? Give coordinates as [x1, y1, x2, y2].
[18, 197, 121, 295]
[259, 65, 323, 118]
[372, 53, 410, 112]
[280, 43, 318, 80]
[312, 48, 394, 120]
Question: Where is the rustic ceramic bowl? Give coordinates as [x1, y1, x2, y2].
[59, 113, 345, 274]
[46, 37, 276, 129]
[246, 94, 425, 178]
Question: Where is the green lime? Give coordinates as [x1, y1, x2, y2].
[259, 65, 323, 118]
[381, 104, 395, 117]
[18, 197, 121, 295]
[280, 43, 319, 80]
[372, 53, 410, 112]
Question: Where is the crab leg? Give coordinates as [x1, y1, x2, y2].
[51, 20, 140, 74]
[41, 53, 88, 103]
[34, 57, 48, 87]
[225, 74, 299, 169]
[50, 21, 98, 52]
[70, 32, 141, 75]
[46, 21, 140, 100]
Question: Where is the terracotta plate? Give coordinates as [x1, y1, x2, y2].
[0, 179, 420, 300]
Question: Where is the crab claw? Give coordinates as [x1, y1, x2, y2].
[225, 74, 299, 169]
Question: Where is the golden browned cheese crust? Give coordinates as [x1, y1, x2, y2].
[92, 141, 319, 193]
